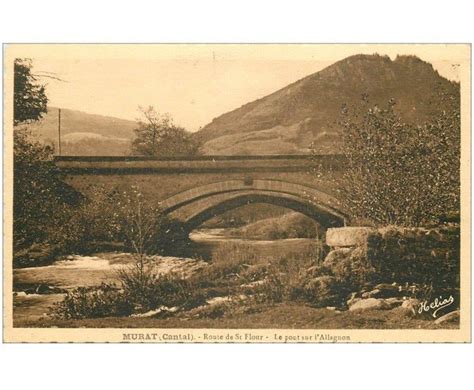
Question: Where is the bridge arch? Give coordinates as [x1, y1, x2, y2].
[161, 179, 347, 231]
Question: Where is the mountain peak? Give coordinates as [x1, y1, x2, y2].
[196, 54, 458, 155]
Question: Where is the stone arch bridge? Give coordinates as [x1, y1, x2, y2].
[55, 155, 348, 233]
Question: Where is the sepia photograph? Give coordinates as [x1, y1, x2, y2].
[2, 43, 471, 342]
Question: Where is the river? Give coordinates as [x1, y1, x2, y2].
[13, 228, 320, 324]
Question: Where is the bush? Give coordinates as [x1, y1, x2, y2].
[118, 266, 199, 312]
[16, 185, 192, 267]
[340, 95, 460, 226]
[52, 265, 206, 319]
[13, 129, 82, 251]
[192, 242, 262, 285]
[254, 255, 319, 303]
[51, 284, 133, 320]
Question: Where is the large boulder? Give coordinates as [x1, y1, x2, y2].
[324, 246, 375, 290]
[326, 227, 374, 247]
[303, 276, 344, 307]
[323, 248, 353, 268]
[362, 284, 402, 298]
[348, 297, 390, 311]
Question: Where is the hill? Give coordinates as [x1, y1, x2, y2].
[196, 54, 459, 155]
[27, 107, 137, 155]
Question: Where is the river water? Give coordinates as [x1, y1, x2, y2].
[13, 228, 319, 324]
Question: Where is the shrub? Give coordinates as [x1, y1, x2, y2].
[51, 284, 133, 320]
[13, 129, 82, 252]
[52, 265, 206, 319]
[190, 242, 263, 287]
[118, 266, 198, 312]
[53, 187, 190, 258]
[255, 255, 319, 303]
[340, 94, 460, 226]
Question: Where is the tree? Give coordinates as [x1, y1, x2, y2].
[14, 59, 48, 125]
[13, 59, 79, 252]
[340, 94, 460, 227]
[131, 106, 199, 157]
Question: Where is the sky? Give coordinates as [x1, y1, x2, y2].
[8, 44, 467, 132]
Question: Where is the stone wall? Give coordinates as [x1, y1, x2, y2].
[326, 224, 460, 288]
[367, 225, 460, 288]
[325, 225, 460, 288]
[321, 225, 460, 320]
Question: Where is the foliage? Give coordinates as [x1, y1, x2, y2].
[14, 58, 48, 125]
[52, 270, 205, 319]
[189, 242, 261, 293]
[202, 203, 290, 228]
[51, 284, 133, 320]
[13, 58, 84, 256]
[187, 241, 328, 306]
[119, 267, 203, 312]
[255, 255, 317, 303]
[107, 187, 166, 258]
[13, 130, 83, 252]
[14, 129, 57, 247]
[44, 187, 117, 253]
[367, 225, 460, 288]
[131, 106, 200, 157]
[57, 186, 188, 255]
[14, 178, 189, 265]
[340, 93, 460, 226]
[13, 58, 57, 249]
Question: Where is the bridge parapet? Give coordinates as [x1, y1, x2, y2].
[55, 154, 346, 173]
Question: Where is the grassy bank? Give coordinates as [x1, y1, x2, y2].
[229, 212, 321, 240]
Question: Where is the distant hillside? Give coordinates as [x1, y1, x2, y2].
[27, 107, 136, 155]
[196, 54, 459, 155]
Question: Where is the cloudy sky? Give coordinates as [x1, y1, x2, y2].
[8, 44, 466, 131]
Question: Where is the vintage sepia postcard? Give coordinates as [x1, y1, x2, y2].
[2, 43, 471, 343]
